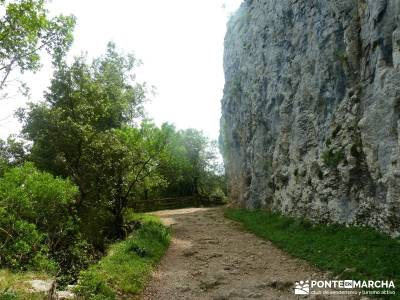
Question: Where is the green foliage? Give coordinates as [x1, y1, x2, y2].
[52, 234, 97, 286]
[0, 209, 53, 271]
[151, 124, 226, 200]
[0, 163, 78, 241]
[322, 148, 345, 168]
[0, 163, 78, 271]
[0, 270, 51, 300]
[74, 272, 116, 300]
[19, 43, 151, 240]
[225, 209, 400, 299]
[10, 40, 224, 286]
[0, 137, 29, 170]
[84, 122, 169, 238]
[0, 0, 75, 93]
[75, 214, 170, 299]
[19, 40, 226, 242]
[0, 163, 95, 283]
[0, 289, 18, 300]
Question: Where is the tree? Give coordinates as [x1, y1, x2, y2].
[181, 129, 208, 195]
[0, 136, 30, 166]
[152, 124, 193, 197]
[19, 42, 146, 201]
[0, 0, 75, 94]
[89, 122, 168, 237]
[19, 43, 154, 242]
[150, 125, 226, 199]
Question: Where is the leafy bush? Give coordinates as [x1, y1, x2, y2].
[0, 209, 57, 272]
[0, 163, 93, 277]
[74, 271, 116, 300]
[0, 162, 78, 237]
[53, 235, 97, 286]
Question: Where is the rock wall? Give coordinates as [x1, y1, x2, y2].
[220, 0, 400, 235]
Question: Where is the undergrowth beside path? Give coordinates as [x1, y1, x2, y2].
[74, 213, 171, 300]
[0, 271, 51, 300]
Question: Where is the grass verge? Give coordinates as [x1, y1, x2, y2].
[0, 270, 51, 300]
[225, 208, 400, 299]
[74, 213, 170, 300]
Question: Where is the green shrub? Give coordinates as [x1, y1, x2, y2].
[0, 208, 55, 271]
[0, 159, 8, 177]
[0, 162, 78, 238]
[0, 163, 93, 277]
[74, 271, 116, 300]
[0, 288, 18, 300]
[54, 234, 97, 286]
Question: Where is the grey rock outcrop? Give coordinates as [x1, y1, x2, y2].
[28, 279, 56, 299]
[56, 290, 75, 299]
[220, 0, 400, 235]
[28, 279, 76, 299]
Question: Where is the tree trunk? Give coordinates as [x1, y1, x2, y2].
[113, 211, 125, 239]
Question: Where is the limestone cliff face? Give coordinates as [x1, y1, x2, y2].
[220, 0, 400, 235]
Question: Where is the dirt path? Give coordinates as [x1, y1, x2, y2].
[140, 207, 355, 300]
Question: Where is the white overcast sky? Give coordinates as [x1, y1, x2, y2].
[0, 0, 243, 140]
